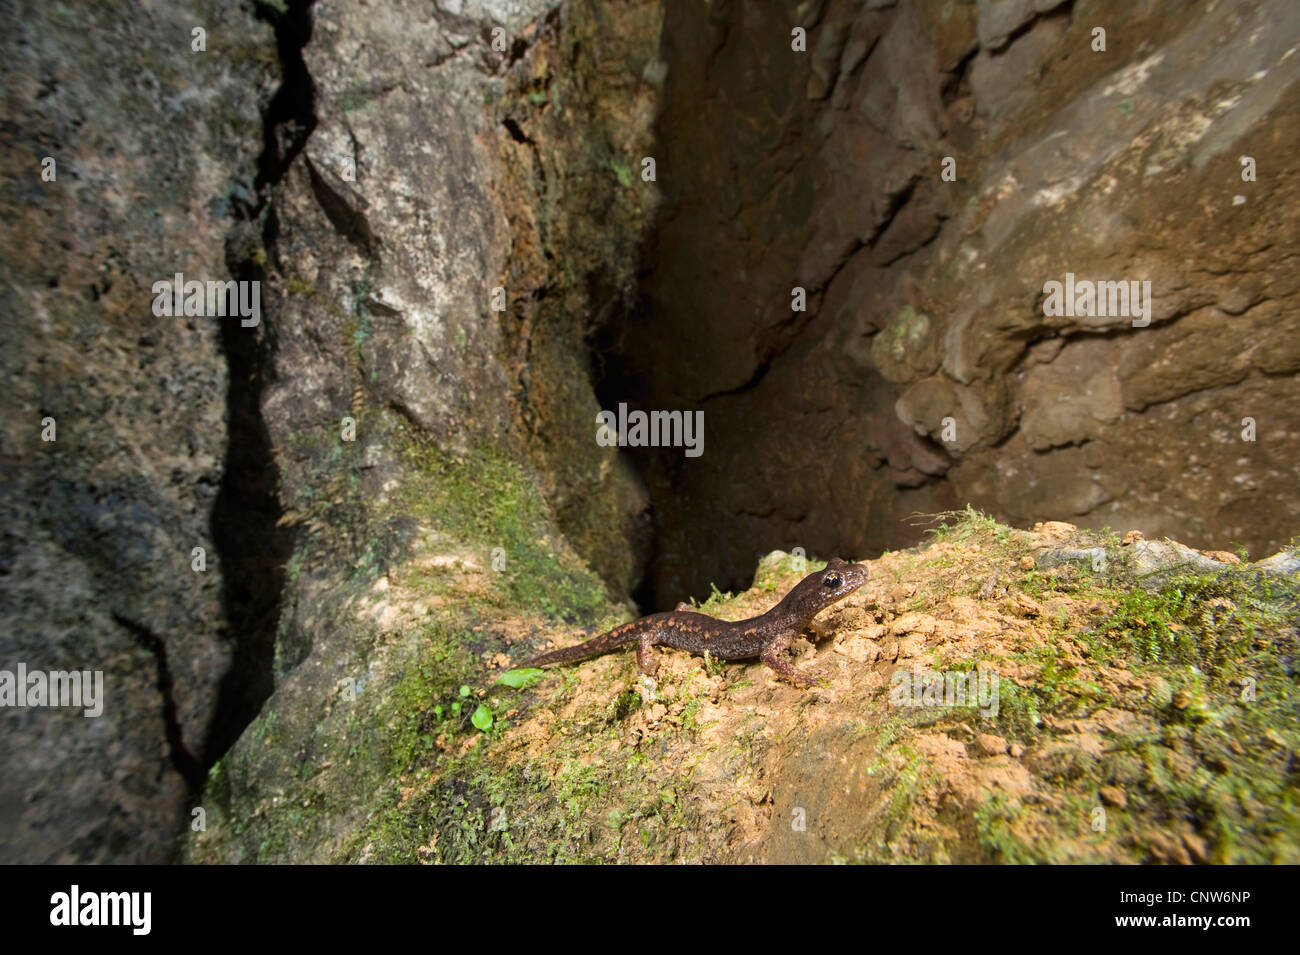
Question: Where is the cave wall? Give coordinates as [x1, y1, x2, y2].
[0, 0, 664, 864]
[185, 0, 667, 861]
[0, 0, 275, 861]
[616, 0, 1300, 604]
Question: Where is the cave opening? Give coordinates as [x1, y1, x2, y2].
[588, 0, 956, 613]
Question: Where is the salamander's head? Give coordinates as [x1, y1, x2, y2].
[793, 557, 869, 613]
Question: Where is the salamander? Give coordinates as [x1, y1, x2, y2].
[516, 558, 869, 686]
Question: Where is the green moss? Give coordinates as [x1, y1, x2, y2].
[391, 430, 610, 625]
[607, 157, 634, 187]
[973, 791, 1043, 864]
[751, 550, 827, 593]
[925, 504, 1011, 545]
[1095, 570, 1282, 673]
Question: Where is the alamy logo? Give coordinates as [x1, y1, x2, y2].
[0, 664, 103, 717]
[889, 667, 999, 717]
[596, 402, 704, 458]
[50, 885, 150, 935]
[1041, 272, 1151, 327]
[151, 272, 261, 327]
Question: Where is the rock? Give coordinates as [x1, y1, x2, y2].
[970, 14, 1069, 131]
[872, 307, 943, 384]
[1018, 338, 1123, 451]
[1127, 540, 1234, 586]
[1253, 550, 1300, 578]
[1033, 521, 1078, 542]
[975, 0, 1038, 52]
[585, 0, 1300, 610]
[1147, 832, 1193, 865]
[1200, 550, 1242, 564]
[1035, 547, 1108, 573]
[975, 733, 1008, 756]
[1182, 832, 1209, 863]
[1100, 785, 1128, 809]
[890, 613, 938, 636]
[1011, 593, 1042, 617]
[11, 0, 1300, 868]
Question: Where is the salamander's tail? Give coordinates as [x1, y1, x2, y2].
[515, 621, 644, 669]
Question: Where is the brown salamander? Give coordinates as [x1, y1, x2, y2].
[517, 558, 869, 686]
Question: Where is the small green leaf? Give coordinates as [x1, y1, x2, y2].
[459, 684, 471, 698]
[497, 668, 544, 689]
[471, 704, 493, 732]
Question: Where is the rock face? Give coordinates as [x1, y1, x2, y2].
[185, 0, 665, 862]
[611, 0, 1300, 606]
[0, 1, 274, 861]
[1, 0, 663, 864]
[263, 0, 660, 594]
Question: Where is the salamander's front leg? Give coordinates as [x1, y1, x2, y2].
[760, 632, 821, 687]
[635, 633, 659, 677]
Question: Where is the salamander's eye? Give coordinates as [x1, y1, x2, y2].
[823, 572, 842, 589]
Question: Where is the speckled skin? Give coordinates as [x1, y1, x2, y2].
[519, 558, 869, 685]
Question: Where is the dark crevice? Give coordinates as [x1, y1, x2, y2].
[941, 43, 980, 105]
[699, 356, 772, 402]
[112, 613, 204, 794]
[202, 0, 316, 771]
[253, 0, 318, 194]
[502, 117, 549, 197]
[502, 117, 534, 144]
[868, 177, 920, 251]
[593, 3, 971, 614]
[507, 36, 530, 67]
[305, 156, 376, 255]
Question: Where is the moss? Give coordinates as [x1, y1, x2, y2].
[390, 429, 610, 625]
[608, 157, 634, 187]
[1095, 569, 1284, 673]
[846, 515, 1300, 864]
[752, 550, 827, 593]
[925, 505, 1011, 545]
[973, 790, 1044, 864]
[870, 305, 937, 381]
[611, 688, 641, 720]
[348, 711, 700, 864]
[1005, 570, 1296, 861]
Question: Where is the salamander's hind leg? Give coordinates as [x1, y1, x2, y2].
[635, 633, 659, 677]
[761, 632, 821, 687]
